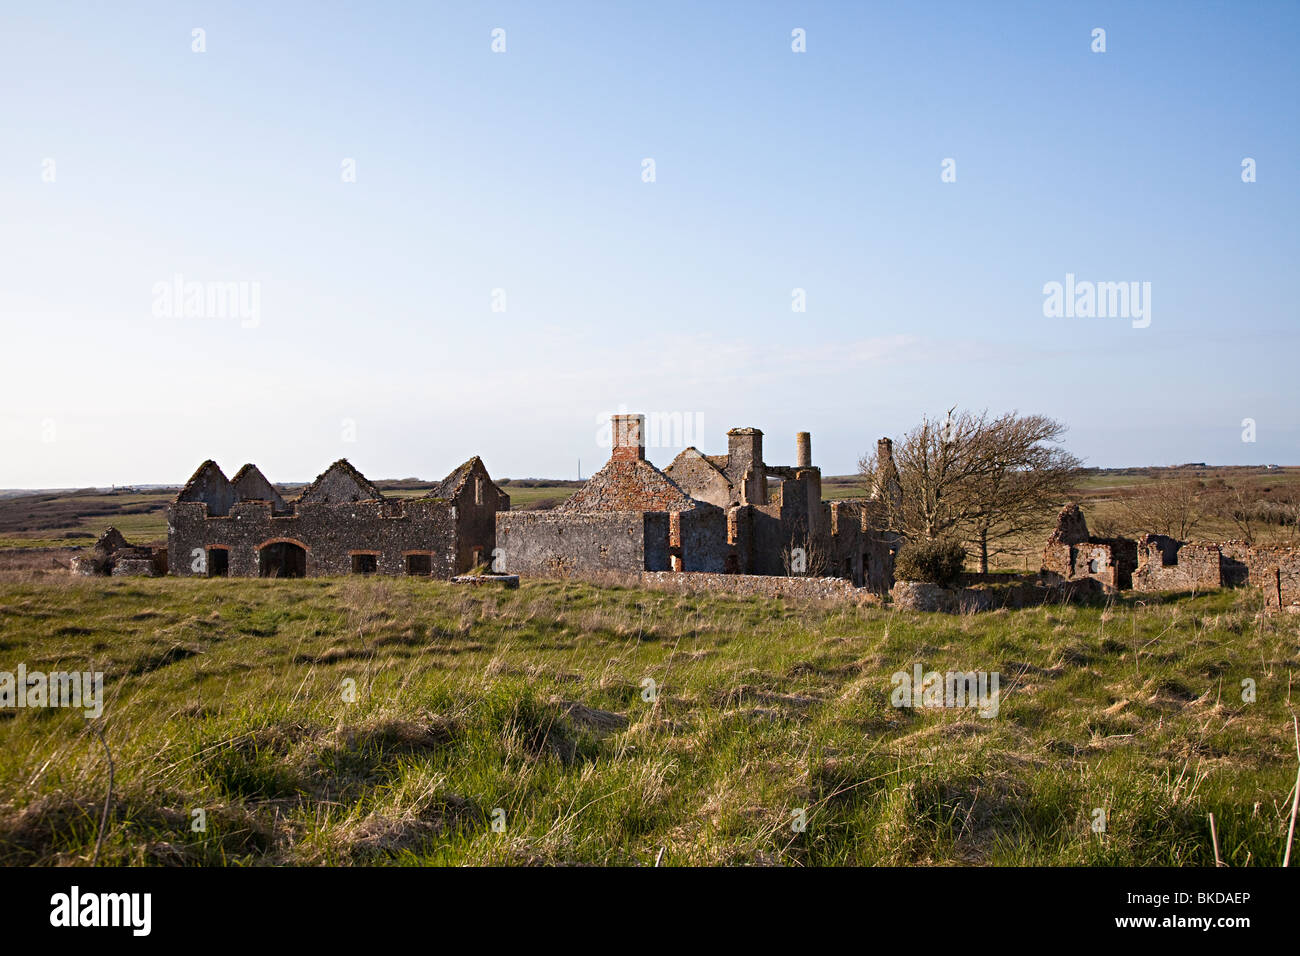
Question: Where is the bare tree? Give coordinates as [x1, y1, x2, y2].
[1119, 479, 1205, 540]
[1209, 484, 1260, 544]
[1278, 490, 1300, 543]
[861, 408, 1081, 572]
[856, 407, 992, 540]
[958, 413, 1082, 573]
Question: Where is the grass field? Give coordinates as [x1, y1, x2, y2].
[1, 574, 1297, 866]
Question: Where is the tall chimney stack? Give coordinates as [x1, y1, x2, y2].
[610, 414, 646, 462]
[875, 436, 903, 514]
[727, 427, 763, 478]
[795, 432, 812, 469]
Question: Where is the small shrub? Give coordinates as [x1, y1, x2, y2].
[894, 538, 966, 586]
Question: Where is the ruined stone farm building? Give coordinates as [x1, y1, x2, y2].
[1132, 534, 1300, 605]
[167, 457, 507, 578]
[1039, 503, 1138, 590]
[495, 414, 902, 588]
[1041, 503, 1300, 607]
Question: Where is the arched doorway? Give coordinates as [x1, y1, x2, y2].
[259, 540, 307, 578]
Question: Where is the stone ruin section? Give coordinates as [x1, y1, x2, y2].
[1131, 533, 1300, 606]
[497, 414, 697, 576]
[1040, 503, 1137, 591]
[496, 511, 673, 577]
[71, 527, 167, 577]
[1043, 505, 1300, 606]
[167, 456, 508, 579]
[1218, 543, 1300, 606]
[496, 413, 902, 589]
[666, 424, 902, 588]
[1132, 534, 1225, 592]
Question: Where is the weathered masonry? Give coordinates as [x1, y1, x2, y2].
[1133, 534, 1300, 605]
[167, 457, 507, 578]
[1039, 503, 1138, 590]
[496, 413, 902, 589]
[1042, 504, 1300, 606]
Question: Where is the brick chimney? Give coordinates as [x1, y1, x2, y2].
[610, 414, 646, 462]
[727, 427, 763, 479]
[795, 431, 812, 469]
[874, 436, 903, 515]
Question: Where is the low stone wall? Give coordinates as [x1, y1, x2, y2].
[891, 578, 1107, 613]
[640, 571, 874, 603]
[451, 574, 519, 589]
[957, 572, 1038, 587]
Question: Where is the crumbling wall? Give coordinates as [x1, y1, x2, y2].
[231, 464, 289, 514]
[813, 500, 901, 590]
[1218, 542, 1300, 605]
[872, 437, 903, 517]
[176, 461, 235, 516]
[1040, 504, 1136, 591]
[73, 527, 165, 576]
[298, 460, 382, 504]
[724, 428, 765, 501]
[446, 458, 511, 572]
[891, 577, 1107, 612]
[1133, 535, 1224, 592]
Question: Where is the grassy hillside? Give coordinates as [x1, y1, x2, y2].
[1, 575, 1296, 866]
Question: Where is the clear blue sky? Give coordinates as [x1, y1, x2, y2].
[2, 1, 1297, 487]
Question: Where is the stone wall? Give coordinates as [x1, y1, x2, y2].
[1219, 542, 1300, 605]
[168, 456, 506, 579]
[1124, 534, 1300, 605]
[499, 415, 899, 590]
[72, 527, 166, 577]
[663, 449, 733, 507]
[725, 428, 764, 500]
[1042, 538, 1137, 591]
[447, 458, 511, 571]
[176, 461, 236, 516]
[641, 571, 872, 602]
[676, 505, 732, 572]
[168, 498, 460, 577]
[1040, 505, 1300, 606]
[891, 577, 1107, 613]
[1040, 504, 1137, 590]
[230, 464, 289, 514]
[1132, 535, 1224, 592]
[495, 511, 672, 576]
